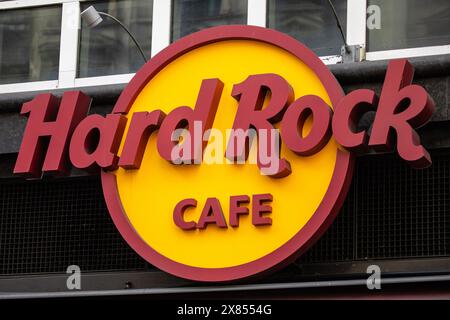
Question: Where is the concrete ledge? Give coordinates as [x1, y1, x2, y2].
[329, 54, 450, 84]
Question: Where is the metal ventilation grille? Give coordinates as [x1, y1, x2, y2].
[300, 185, 355, 263]
[0, 177, 149, 275]
[299, 151, 450, 263]
[355, 154, 450, 259]
[0, 152, 449, 276]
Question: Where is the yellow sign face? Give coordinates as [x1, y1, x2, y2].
[101, 26, 353, 282]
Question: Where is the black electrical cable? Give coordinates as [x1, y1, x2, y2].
[327, 0, 349, 53]
[98, 11, 148, 62]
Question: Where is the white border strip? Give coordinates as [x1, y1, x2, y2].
[247, 0, 267, 27]
[366, 45, 450, 61]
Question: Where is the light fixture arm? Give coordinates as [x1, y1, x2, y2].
[97, 11, 148, 63]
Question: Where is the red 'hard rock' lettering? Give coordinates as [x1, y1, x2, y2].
[14, 91, 91, 177]
[226, 74, 294, 178]
[13, 59, 435, 178]
[332, 59, 434, 168]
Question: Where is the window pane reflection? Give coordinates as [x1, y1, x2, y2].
[367, 0, 450, 51]
[172, 0, 247, 41]
[0, 6, 61, 85]
[79, 0, 152, 78]
[268, 0, 347, 56]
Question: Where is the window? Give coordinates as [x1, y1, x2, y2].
[0, 6, 61, 85]
[172, 0, 247, 41]
[1, 0, 450, 93]
[268, 0, 347, 56]
[78, 0, 153, 78]
[367, 0, 450, 51]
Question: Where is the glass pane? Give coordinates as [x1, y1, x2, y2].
[172, 0, 247, 41]
[0, 6, 61, 85]
[268, 0, 347, 56]
[367, 0, 450, 51]
[79, 0, 153, 78]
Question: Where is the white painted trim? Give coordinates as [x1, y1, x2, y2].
[0, 74, 134, 94]
[151, 0, 171, 57]
[0, 0, 93, 10]
[247, 0, 266, 27]
[58, 1, 80, 88]
[366, 45, 450, 61]
[346, 0, 366, 47]
[320, 55, 342, 65]
[73, 73, 134, 88]
[0, 80, 58, 94]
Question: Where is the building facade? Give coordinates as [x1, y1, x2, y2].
[0, 0, 450, 299]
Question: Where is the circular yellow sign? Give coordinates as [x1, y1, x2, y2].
[101, 26, 352, 282]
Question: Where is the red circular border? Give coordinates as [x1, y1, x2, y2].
[101, 25, 354, 282]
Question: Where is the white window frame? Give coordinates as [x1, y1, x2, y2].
[0, 0, 151, 94]
[349, 0, 450, 61]
[1, 0, 450, 94]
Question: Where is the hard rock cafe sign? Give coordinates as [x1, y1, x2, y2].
[14, 26, 434, 282]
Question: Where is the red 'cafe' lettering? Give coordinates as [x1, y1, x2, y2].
[14, 60, 433, 178]
[11, 26, 436, 282]
[173, 194, 273, 230]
